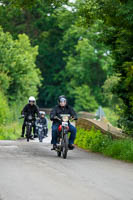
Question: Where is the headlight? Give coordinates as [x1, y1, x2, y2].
[62, 116, 69, 122]
[28, 115, 32, 120]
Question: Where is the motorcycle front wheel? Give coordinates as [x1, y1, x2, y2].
[62, 134, 68, 159]
[26, 126, 31, 142]
[38, 132, 43, 142]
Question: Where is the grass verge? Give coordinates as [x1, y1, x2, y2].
[75, 127, 133, 162]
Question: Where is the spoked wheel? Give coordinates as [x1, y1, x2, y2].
[38, 132, 43, 142]
[62, 134, 68, 159]
[56, 137, 61, 157]
[26, 126, 31, 142]
[26, 127, 30, 142]
[39, 136, 42, 142]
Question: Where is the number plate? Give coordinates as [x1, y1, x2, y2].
[62, 122, 68, 127]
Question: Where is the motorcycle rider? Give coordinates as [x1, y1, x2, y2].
[36, 111, 48, 137]
[50, 95, 77, 150]
[21, 96, 40, 138]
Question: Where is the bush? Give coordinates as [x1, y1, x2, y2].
[75, 127, 133, 162]
[0, 91, 10, 124]
[103, 139, 133, 162]
[75, 127, 110, 152]
[103, 107, 119, 127]
[0, 122, 21, 140]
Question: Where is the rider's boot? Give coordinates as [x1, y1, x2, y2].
[21, 134, 24, 137]
[68, 144, 75, 150]
[34, 133, 38, 138]
[30, 135, 34, 140]
[51, 144, 57, 150]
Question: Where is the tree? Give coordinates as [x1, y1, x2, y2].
[64, 22, 113, 108]
[0, 27, 41, 103]
[0, 1, 77, 107]
[73, 85, 98, 112]
[77, 0, 133, 133]
[0, 0, 68, 8]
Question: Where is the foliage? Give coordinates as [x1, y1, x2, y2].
[0, 91, 22, 140]
[73, 85, 98, 112]
[102, 75, 121, 108]
[0, 27, 41, 103]
[103, 107, 119, 127]
[103, 139, 133, 162]
[64, 21, 114, 108]
[0, 27, 41, 140]
[0, 122, 22, 140]
[75, 127, 110, 152]
[0, 1, 113, 110]
[0, 90, 10, 124]
[77, 0, 133, 133]
[0, 0, 68, 8]
[75, 127, 133, 162]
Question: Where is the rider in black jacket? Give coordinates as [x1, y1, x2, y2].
[36, 111, 48, 137]
[21, 96, 40, 138]
[50, 95, 77, 150]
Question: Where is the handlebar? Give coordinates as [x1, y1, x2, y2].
[54, 116, 61, 121]
[54, 116, 76, 121]
[18, 116, 24, 119]
[19, 115, 39, 120]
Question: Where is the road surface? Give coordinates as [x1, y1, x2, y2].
[0, 135, 133, 200]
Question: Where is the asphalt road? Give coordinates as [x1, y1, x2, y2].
[0, 134, 133, 200]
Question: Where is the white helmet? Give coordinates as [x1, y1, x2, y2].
[39, 111, 46, 115]
[29, 96, 36, 103]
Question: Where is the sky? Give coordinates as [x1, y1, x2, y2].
[69, 0, 76, 2]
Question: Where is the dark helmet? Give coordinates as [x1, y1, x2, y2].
[58, 95, 67, 104]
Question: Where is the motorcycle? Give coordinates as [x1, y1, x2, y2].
[53, 114, 71, 159]
[36, 123, 47, 142]
[19, 115, 35, 142]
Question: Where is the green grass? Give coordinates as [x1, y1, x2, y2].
[75, 127, 133, 162]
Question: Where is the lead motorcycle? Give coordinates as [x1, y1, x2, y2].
[53, 114, 72, 159]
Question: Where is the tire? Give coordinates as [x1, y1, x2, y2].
[62, 134, 68, 159]
[26, 126, 31, 142]
[57, 151, 61, 157]
[39, 135, 43, 142]
[38, 131, 43, 142]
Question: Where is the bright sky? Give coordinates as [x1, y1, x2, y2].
[69, 0, 76, 3]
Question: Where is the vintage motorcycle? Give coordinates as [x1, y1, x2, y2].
[20, 115, 35, 142]
[53, 114, 71, 159]
[36, 123, 47, 142]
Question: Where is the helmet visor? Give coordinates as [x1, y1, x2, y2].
[60, 97, 66, 103]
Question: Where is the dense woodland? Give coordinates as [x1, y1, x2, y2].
[0, 0, 133, 134]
